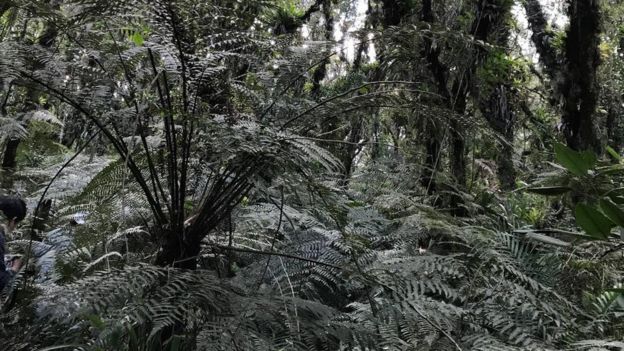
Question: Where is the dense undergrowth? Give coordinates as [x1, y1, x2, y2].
[1, 148, 623, 350]
[0, 0, 624, 350]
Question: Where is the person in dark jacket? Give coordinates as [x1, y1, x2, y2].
[0, 196, 27, 291]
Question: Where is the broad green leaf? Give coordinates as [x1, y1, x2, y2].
[130, 32, 144, 46]
[600, 198, 624, 227]
[554, 142, 596, 176]
[526, 186, 572, 195]
[575, 203, 614, 239]
[606, 145, 622, 162]
[580, 150, 598, 169]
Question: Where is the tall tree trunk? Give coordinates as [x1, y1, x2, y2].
[473, 1, 516, 190]
[524, 0, 602, 152]
[420, 0, 497, 191]
[560, 0, 601, 152]
[419, 0, 445, 193]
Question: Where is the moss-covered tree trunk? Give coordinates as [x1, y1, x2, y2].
[419, 0, 444, 193]
[560, 0, 601, 152]
[525, 0, 602, 152]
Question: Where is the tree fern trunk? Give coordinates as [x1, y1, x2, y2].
[155, 228, 201, 270]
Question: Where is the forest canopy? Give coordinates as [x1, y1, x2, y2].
[1, 0, 624, 350]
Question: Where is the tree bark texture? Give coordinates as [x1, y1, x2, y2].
[560, 0, 601, 152]
[524, 0, 602, 152]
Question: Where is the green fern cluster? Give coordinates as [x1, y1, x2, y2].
[1, 1, 624, 351]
